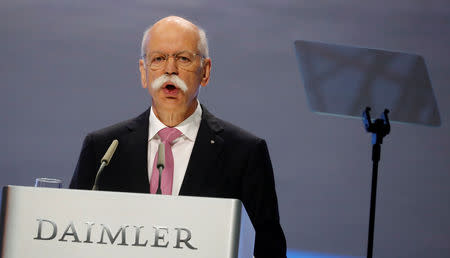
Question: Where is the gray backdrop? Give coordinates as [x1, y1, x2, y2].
[1, 0, 449, 257]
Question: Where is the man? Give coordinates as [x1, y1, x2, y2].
[70, 16, 286, 257]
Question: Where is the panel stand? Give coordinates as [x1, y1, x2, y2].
[362, 107, 390, 258]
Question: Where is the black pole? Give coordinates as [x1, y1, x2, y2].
[367, 144, 380, 258]
[362, 108, 390, 258]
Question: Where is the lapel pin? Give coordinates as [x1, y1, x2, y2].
[210, 140, 215, 144]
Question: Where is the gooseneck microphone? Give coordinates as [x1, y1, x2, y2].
[156, 143, 165, 194]
[92, 139, 119, 190]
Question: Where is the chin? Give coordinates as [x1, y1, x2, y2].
[153, 95, 194, 113]
[159, 101, 187, 112]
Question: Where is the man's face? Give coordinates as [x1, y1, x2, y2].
[139, 22, 211, 118]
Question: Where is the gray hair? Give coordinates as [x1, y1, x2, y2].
[140, 25, 209, 60]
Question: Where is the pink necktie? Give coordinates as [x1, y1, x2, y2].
[150, 127, 182, 195]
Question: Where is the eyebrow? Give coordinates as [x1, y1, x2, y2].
[148, 50, 196, 55]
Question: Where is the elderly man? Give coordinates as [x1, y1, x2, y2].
[70, 16, 286, 257]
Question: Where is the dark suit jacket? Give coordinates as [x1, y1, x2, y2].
[70, 106, 287, 257]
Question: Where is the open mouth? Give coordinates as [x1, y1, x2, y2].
[165, 84, 176, 90]
[163, 83, 179, 96]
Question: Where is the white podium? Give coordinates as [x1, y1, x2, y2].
[0, 186, 255, 258]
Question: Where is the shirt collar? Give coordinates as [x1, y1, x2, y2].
[148, 100, 202, 142]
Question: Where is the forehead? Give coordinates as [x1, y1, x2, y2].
[147, 23, 199, 53]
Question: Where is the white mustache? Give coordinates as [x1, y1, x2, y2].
[151, 74, 188, 93]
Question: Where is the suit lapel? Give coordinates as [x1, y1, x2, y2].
[122, 109, 150, 193]
[179, 106, 224, 196]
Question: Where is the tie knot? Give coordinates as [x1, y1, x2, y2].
[158, 127, 182, 144]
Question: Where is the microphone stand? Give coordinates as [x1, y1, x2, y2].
[362, 107, 390, 258]
[155, 142, 165, 195]
[92, 162, 107, 191]
[156, 165, 163, 195]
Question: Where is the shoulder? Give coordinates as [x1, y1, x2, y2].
[87, 109, 149, 142]
[219, 117, 263, 143]
[202, 106, 265, 145]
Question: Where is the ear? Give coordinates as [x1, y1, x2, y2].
[139, 59, 147, 89]
[200, 58, 211, 87]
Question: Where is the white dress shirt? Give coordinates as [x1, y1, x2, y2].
[147, 102, 202, 196]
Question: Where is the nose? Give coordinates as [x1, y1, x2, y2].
[164, 56, 178, 75]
